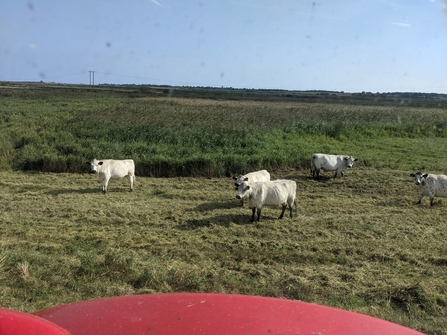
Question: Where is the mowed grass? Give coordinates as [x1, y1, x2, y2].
[1, 167, 446, 334]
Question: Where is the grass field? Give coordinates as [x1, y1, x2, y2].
[0, 167, 446, 334]
[1, 83, 447, 334]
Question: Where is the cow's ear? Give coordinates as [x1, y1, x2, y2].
[244, 185, 250, 191]
[344, 157, 348, 161]
[410, 174, 415, 177]
[423, 174, 428, 178]
[86, 162, 90, 165]
[353, 158, 358, 161]
[233, 176, 237, 180]
[244, 177, 249, 181]
[98, 161, 104, 165]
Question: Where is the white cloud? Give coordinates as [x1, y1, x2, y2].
[391, 22, 411, 27]
[151, 0, 162, 6]
[30, 43, 37, 49]
[432, 0, 447, 17]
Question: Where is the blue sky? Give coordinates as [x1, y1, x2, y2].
[1, 0, 447, 93]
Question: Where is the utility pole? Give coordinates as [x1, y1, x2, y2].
[89, 71, 95, 85]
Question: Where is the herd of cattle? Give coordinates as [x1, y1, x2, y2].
[87, 153, 447, 222]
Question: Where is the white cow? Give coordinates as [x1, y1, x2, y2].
[410, 172, 447, 206]
[236, 180, 297, 222]
[233, 170, 271, 205]
[311, 153, 358, 179]
[87, 159, 135, 194]
[233, 169, 271, 188]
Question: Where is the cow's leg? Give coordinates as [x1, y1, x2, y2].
[256, 207, 262, 222]
[278, 204, 287, 219]
[417, 195, 423, 204]
[129, 175, 134, 192]
[430, 196, 435, 206]
[315, 169, 320, 179]
[102, 178, 109, 194]
[250, 208, 256, 222]
[289, 203, 294, 218]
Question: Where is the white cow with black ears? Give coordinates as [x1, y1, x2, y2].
[236, 179, 297, 222]
[311, 153, 358, 179]
[233, 169, 270, 205]
[410, 171, 447, 206]
[87, 159, 135, 194]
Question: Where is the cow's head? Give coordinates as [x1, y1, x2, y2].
[236, 182, 250, 200]
[234, 176, 249, 190]
[410, 172, 428, 185]
[86, 159, 103, 174]
[344, 156, 358, 168]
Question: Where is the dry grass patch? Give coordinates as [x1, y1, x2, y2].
[0, 169, 446, 334]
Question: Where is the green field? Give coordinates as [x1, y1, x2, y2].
[1, 83, 447, 334]
[2, 82, 447, 175]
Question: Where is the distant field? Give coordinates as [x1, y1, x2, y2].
[1, 82, 447, 175]
[0, 167, 446, 334]
[1, 83, 447, 334]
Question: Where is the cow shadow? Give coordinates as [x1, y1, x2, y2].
[45, 188, 107, 196]
[276, 171, 332, 182]
[176, 214, 252, 230]
[376, 199, 433, 207]
[178, 205, 291, 230]
[309, 175, 336, 182]
[279, 172, 310, 180]
[192, 200, 242, 212]
[45, 188, 129, 196]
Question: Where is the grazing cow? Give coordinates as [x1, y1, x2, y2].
[233, 170, 271, 205]
[233, 169, 271, 188]
[311, 153, 358, 179]
[236, 180, 297, 222]
[87, 159, 135, 194]
[410, 172, 447, 206]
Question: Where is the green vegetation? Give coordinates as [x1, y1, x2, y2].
[1, 82, 447, 176]
[1, 82, 447, 334]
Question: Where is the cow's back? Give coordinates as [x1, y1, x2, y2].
[235, 170, 270, 185]
[314, 154, 341, 167]
[247, 170, 270, 182]
[428, 174, 447, 196]
[106, 159, 135, 178]
[262, 180, 296, 205]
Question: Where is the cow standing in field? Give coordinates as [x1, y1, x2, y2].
[233, 169, 271, 188]
[311, 153, 358, 179]
[236, 180, 297, 222]
[410, 172, 447, 206]
[233, 170, 271, 205]
[87, 159, 135, 194]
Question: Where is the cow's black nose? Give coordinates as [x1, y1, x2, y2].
[236, 195, 241, 199]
